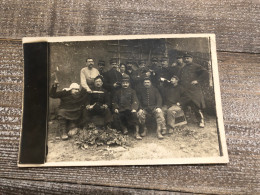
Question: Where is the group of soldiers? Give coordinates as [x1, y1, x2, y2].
[50, 53, 209, 140]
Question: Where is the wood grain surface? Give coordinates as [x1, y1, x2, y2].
[0, 0, 259, 194]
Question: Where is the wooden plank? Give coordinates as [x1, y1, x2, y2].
[0, 178, 191, 195]
[0, 1, 259, 53]
[0, 40, 259, 194]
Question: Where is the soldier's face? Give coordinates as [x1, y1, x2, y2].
[139, 63, 146, 68]
[127, 63, 133, 70]
[170, 77, 178, 85]
[144, 80, 151, 88]
[152, 60, 158, 67]
[184, 57, 193, 64]
[162, 60, 168, 68]
[86, 59, 94, 69]
[176, 58, 183, 65]
[94, 78, 103, 87]
[98, 65, 105, 71]
[122, 81, 130, 88]
[71, 88, 80, 95]
[111, 62, 119, 69]
[120, 65, 126, 73]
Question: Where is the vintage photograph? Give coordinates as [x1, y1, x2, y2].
[21, 34, 228, 166]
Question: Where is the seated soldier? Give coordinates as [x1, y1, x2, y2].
[83, 75, 112, 128]
[136, 77, 167, 139]
[162, 75, 185, 134]
[50, 81, 88, 140]
[112, 74, 139, 136]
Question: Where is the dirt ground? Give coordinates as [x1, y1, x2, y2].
[47, 114, 220, 162]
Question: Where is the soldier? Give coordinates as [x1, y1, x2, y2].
[97, 60, 106, 77]
[169, 55, 185, 77]
[80, 57, 100, 93]
[50, 81, 88, 140]
[132, 59, 150, 90]
[83, 75, 112, 128]
[154, 57, 172, 87]
[136, 77, 167, 139]
[103, 58, 122, 93]
[162, 75, 185, 134]
[178, 53, 209, 128]
[112, 75, 139, 136]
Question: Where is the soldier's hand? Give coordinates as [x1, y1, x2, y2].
[87, 90, 92, 93]
[103, 104, 108, 109]
[86, 105, 91, 110]
[191, 80, 198, 85]
[146, 72, 151, 77]
[113, 83, 118, 87]
[131, 109, 136, 113]
[176, 102, 181, 106]
[114, 109, 119, 113]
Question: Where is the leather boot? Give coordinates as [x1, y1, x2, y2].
[161, 127, 167, 135]
[168, 128, 174, 134]
[122, 126, 128, 135]
[59, 118, 68, 140]
[135, 125, 142, 140]
[141, 125, 147, 137]
[157, 125, 164, 139]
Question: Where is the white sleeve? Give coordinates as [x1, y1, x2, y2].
[80, 68, 91, 91]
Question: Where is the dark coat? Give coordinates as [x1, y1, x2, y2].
[103, 68, 122, 92]
[131, 67, 149, 90]
[49, 85, 88, 120]
[137, 86, 162, 111]
[86, 86, 110, 108]
[162, 84, 184, 107]
[112, 87, 139, 112]
[178, 62, 208, 109]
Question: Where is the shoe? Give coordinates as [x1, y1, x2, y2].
[168, 128, 174, 134]
[157, 126, 164, 139]
[199, 120, 205, 128]
[68, 128, 78, 137]
[61, 133, 69, 140]
[141, 126, 147, 137]
[122, 127, 128, 135]
[161, 128, 167, 135]
[135, 134, 142, 140]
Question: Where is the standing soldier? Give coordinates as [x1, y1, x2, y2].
[132, 59, 150, 91]
[136, 77, 167, 139]
[154, 56, 172, 87]
[179, 53, 209, 128]
[103, 58, 122, 93]
[112, 75, 139, 136]
[169, 55, 185, 77]
[97, 60, 106, 77]
[80, 58, 100, 93]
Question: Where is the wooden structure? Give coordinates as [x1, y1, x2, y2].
[0, 0, 259, 194]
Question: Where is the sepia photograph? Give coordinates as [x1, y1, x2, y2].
[19, 34, 228, 166]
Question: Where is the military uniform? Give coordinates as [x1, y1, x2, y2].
[162, 83, 185, 131]
[83, 86, 112, 126]
[112, 87, 139, 134]
[103, 68, 122, 92]
[137, 85, 166, 139]
[179, 58, 208, 127]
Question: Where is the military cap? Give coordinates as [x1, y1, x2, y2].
[138, 59, 147, 64]
[143, 77, 151, 82]
[98, 60, 105, 66]
[151, 57, 159, 62]
[94, 75, 104, 82]
[161, 56, 169, 61]
[122, 74, 130, 82]
[176, 55, 183, 59]
[183, 52, 193, 58]
[109, 58, 118, 64]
